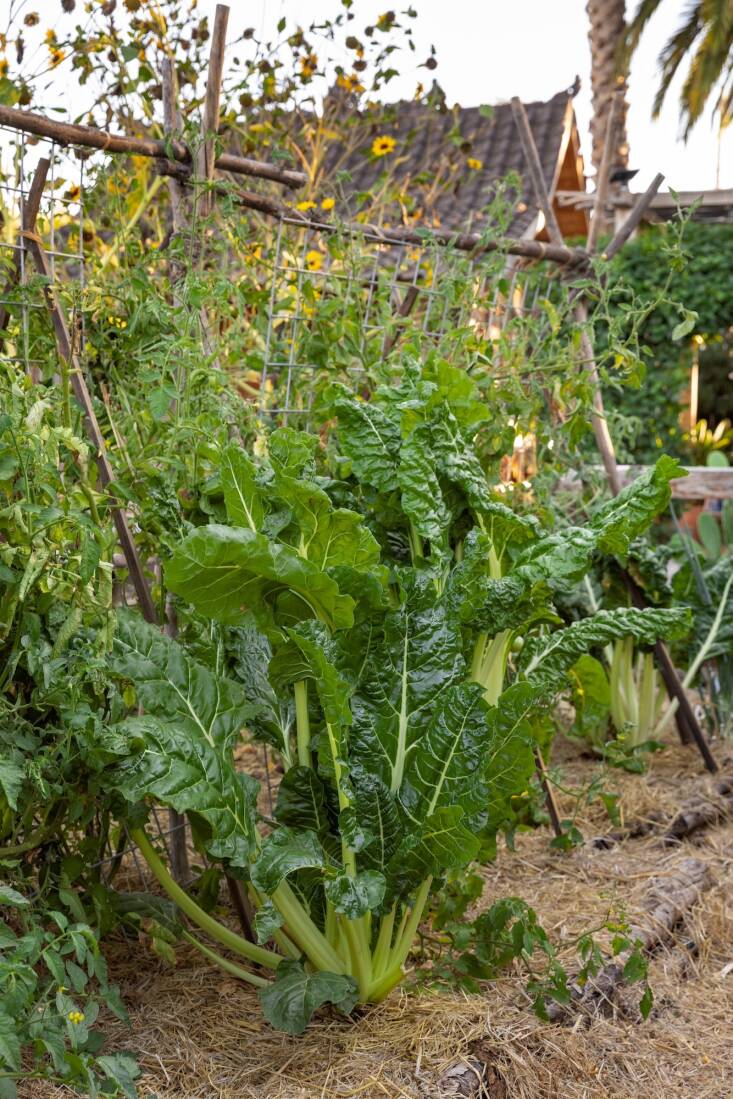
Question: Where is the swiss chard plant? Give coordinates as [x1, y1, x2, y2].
[107, 359, 689, 1034]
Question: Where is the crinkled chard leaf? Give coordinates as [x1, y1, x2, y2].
[520, 606, 691, 690]
[259, 960, 358, 1035]
[324, 869, 386, 918]
[274, 766, 332, 836]
[250, 827, 324, 895]
[350, 574, 465, 792]
[165, 525, 354, 632]
[254, 899, 285, 945]
[111, 715, 259, 871]
[220, 443, 266, 532]
[329, 389, 401, 493]
[112, 611, 254, 750]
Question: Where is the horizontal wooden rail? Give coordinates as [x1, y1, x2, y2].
[0, 104, 306, 190]
[558, 465, 733, 500]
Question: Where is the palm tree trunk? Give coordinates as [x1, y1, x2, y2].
[586, 0, 630, 176]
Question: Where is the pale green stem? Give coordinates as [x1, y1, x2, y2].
[470, 632, 488, 684]
[98, 176, 164, 272]
[181, 930, 270, 988]
[271, 880, 346, 974]
[340, 915, 372, 999]
[294, 680, 310, 767]
[368, 878, 432, 1002]
[132, 829, 281, 970]
[372, 906, 396, 978]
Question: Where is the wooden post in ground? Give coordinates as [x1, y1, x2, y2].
[197, 4, 229, 218]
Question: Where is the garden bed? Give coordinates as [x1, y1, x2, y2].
[37, 744, 733, 1099]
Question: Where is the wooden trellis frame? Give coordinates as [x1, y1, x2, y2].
[0, 2, 719, 874]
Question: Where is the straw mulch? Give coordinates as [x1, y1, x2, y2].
[33, 743, 733, 1099]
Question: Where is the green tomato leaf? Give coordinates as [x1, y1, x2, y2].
[0, 884, 29, 908]
[0, 755, 24, 811]
[259, 959, 358, 1035]
[0, 1010, 21, 1071]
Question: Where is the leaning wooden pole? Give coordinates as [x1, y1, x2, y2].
[512, 104, 716, 772]
[0, 104, 306, 189]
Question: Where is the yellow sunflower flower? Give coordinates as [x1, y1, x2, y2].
[372, 134, 396, 158]
[295, 200, 317, 212]
[466, 157, 483, 171]
[321, 197, 335, 211]
[305, 250, 323, 272]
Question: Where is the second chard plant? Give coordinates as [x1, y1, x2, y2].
[107, 359, 689, 1033]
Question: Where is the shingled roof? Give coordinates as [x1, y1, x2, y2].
[322, 86, 587, 239]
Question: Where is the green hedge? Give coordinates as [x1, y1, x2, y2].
[604, 222, 733, 463]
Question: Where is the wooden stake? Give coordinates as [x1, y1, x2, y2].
[535, 749, 563, 838]
[510, 96, 564, 246]
[160, 58, 187, 266]
[198, 4, 229, 217]
[603, 173, 665, 260]
[587, 90, 623, 254]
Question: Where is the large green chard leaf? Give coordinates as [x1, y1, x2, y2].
[397, 423, 451, 550]
[112, 611, 253, 749]
[220, 443, 265, 532]
[250, 827, 324, 895]
[390, 805, 480, 884]
[330, 388, 401, 493]
[348, 769, 402, 873]
[324, 869, 386, 918]
[274, 766, 332, 836]
[401, 682, 490, 821]
[259, 960, 358, 1035]
[349, 574, 465, 792]
[520, 606, 692, 690]
[482, 683, 540, 833]
[165, 525, 354, 632]
[112, 715, 259, 870]
[589, 456, 684, 557]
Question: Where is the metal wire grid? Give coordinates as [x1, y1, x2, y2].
[0, 125, 88, 371]
[258, 212, 558, 422]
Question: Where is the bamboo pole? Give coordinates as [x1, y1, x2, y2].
[198, 4, 229, 218]
[0, 104, 306, 189]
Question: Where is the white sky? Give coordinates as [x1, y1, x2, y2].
[28, 0, 733, 191]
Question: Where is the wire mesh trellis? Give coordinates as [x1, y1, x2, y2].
[0, 126, 91, 374]
[257, 211, 560, 425]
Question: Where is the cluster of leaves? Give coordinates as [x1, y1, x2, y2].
[600, 222, 733, 463]
[0, 883, 136, 1099]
